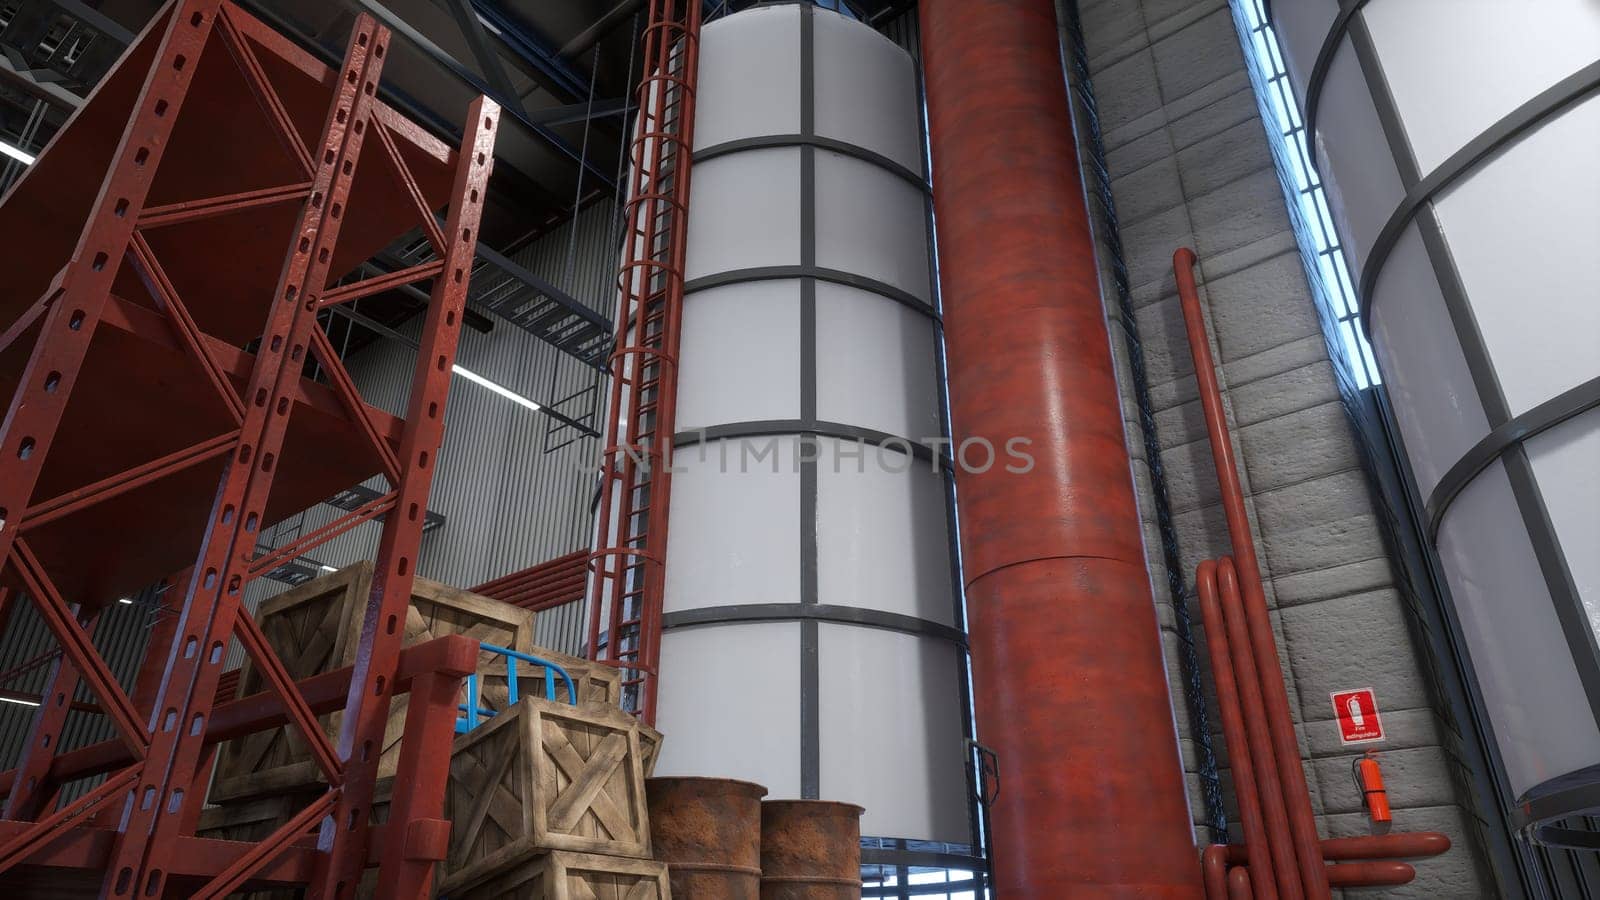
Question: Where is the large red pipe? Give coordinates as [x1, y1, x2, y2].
[920, 2, 1203, 895]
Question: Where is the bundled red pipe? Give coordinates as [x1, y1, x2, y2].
[1175, 247, 1328, 900]
[1199, 559, 1298, 899]
[1175, 248, 1450, 896]
[471, 549, 588, 611]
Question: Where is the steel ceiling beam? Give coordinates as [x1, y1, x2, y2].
[529, 95, 629, 126]
[558, 0, 645, 59]
[468, 0, 589, 99]
[336, 0, 618, 191]
[442, 0, 520, 102]
[228, 0, 617, 205]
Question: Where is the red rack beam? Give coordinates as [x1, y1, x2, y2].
[0, 0, 495, 894]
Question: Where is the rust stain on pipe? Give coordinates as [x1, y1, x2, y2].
[647, 776, 766, 898]
[919, 0, 1203, 894]
[1175, 248, 1328, 899]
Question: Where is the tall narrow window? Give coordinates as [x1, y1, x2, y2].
[1231, 0, 1381, 389]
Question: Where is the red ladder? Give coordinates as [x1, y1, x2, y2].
[586, 0, 701, 725]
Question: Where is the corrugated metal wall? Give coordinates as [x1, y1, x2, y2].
[233, 197, 622, 661]
[0, 582, 163, 781]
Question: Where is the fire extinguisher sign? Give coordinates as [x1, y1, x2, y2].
[1331, 688, 1384, 745]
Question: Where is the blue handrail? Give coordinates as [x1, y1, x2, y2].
[456, 642, 578, 734]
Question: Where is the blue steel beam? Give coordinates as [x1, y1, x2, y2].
[469, 0, 591, 100]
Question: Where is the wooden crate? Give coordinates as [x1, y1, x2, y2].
[637, 720, 662, 778]
[211, 562, 535, 802]
[513, 649, 622, 708]
[441, 696, 651, 891]
[444, 850, 670, 899]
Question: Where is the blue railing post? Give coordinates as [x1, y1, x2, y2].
[456, 643, 579, 734]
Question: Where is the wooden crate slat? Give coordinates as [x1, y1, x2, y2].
[448, 849, 670, 900]
[441, 697, 652, 892]
[514, 653, 623, 708]
[210, 562, 535, 801]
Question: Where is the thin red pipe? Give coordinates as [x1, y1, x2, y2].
[1176, 248, 1329, 899]
[1218, 557, 1303, 899]
[1196, 561, 1279, 900]
[1203, 844, 1229, 900]
[920, 2, 1202, 894]
[1223, 832, 1451, 865]
[1228, 867, 1253, 900]
[1323, 833, 1450, 860]
[1327, 861, 1415, 887]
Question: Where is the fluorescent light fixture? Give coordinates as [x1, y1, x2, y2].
[451, 364, 541, 412]
[118, 597, 134, 605]
[319, 564, 337, 572]
[0, 695, 41, 707]
[0, 140, 36, 166]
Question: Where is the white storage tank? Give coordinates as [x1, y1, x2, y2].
[1274, 0, 1600, 826]
[652, 4, 972, 848]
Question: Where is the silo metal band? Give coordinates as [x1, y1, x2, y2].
[673, 420, 949, 465]
[798, 1, 821, 801]
[1356, 60, 1600, 332]
[684, 265, 937, 320]
[661, 602, 966, 645]
[696, 134, 930, 192]
[1425, 375, 1600, 540]
[1302, 0, 1370, 168]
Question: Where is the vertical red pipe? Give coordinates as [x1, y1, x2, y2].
[920, 1, 1202, 894]
[1176, 249, 1329, 900]
[1217, 558, 1303, 899]
[1195, 562, 1280, 900]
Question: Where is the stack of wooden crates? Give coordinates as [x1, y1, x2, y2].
[200, 562, 670, 899]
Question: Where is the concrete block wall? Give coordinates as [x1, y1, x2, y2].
[1067, 1, 1494, 895]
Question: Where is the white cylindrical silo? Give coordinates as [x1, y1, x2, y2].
[652, 4, 971, 849]
[1274, 0, 1600, 827]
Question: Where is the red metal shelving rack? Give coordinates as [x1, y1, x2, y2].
[585, 0, 701, 726]
[0, 0, 497, 895]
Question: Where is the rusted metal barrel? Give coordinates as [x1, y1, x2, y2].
[647, 776, 767, 898]
[759, 800, 863, 899]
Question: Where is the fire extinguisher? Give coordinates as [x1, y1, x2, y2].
[1354, 751, 1391, 824]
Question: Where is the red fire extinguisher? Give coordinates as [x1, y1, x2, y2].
[1355, 751, 1391, 824]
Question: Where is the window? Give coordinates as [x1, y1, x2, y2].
[863, 866, 983, 900]
[1232, 0, 1381, 389]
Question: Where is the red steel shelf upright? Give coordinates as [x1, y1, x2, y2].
[0, 0, 497, 896]
[585, 0, 701, 726]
